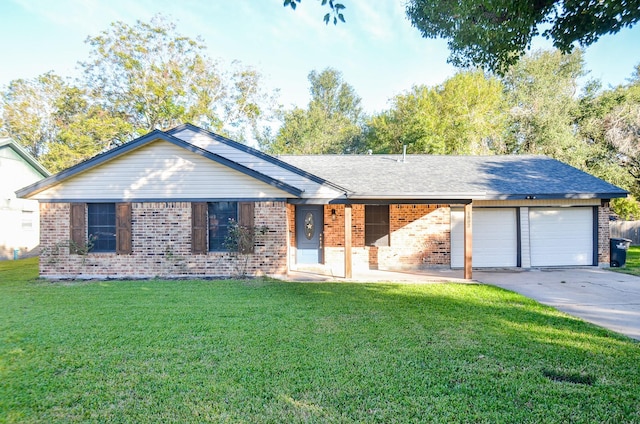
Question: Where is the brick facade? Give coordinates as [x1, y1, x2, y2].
[321, 204, 451, 272]
[40, 201, 613, 279]
[298, 204, 612, 273]
[598, 204, 611, 267]
[39, 201, 288, 279]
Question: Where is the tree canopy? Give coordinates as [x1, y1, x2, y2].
[284, 0, 346, 24]
[405, 0, 640, 72]
[1, 15, 277, 172]
[83, 15, 273, 139]
[363, 70, 506, 155]
[501, 49, 587, 164]
[1, 72, 65, 160]
[284, 0, 638, 72]
[260, 68, 362, 154]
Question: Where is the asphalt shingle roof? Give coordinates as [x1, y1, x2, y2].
[279, 154, 627, 200]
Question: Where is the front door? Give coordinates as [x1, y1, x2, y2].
[296, 205, 323, 264]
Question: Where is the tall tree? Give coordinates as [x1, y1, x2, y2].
[44, 86, 133, 172]
[406, 0, 640, 72]
[363, 70, 506, 154]
[577, 71, 640, 199]
[81, 15, 274, 140]
[1, 72, 65, 159]
[0, 74, 132, 173]
[261, 68, 362, 154]
[501, 49, 587, 166]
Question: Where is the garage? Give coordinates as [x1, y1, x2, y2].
[451, 208, 518, 268]
[529, 207, 594, 266]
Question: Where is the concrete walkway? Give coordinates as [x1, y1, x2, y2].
[280, 267, 640, 341]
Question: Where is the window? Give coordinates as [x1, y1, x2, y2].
[365, 205, 389, 246]
[69, 203, 131, 255]
[192, 202, 255, 254]
[208, 201, 237, 251]
[88, 203, 116, 252]
[21, 210, 34, 231]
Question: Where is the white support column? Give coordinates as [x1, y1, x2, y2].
[520, 207, 531, 268]
[344, 204, 352, 279]
[464, 202, 473, 280]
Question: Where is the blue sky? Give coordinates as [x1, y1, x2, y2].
[1, 0, 639, 115]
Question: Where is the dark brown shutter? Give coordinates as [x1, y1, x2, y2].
[192, 202, 208, 254]
[116, 203, 132, 254]
[238, 202, 255, 253]
[69, 203, 86, 254]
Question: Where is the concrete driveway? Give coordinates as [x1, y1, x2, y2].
[475, 268, 640, 341]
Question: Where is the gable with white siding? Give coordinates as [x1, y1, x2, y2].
[170, 126, 345, 199]
[29, 139, 294, 201]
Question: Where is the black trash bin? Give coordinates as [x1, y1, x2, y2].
[610, 238, 632, 267]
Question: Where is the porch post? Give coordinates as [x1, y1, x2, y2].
[464, 202, 473, 280]
[344, 204, 352, 278]
[286, 204, 291, 275]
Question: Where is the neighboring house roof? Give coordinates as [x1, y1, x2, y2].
[14, 125, 627, 202]
[0, 138, 50, 178]
[279, 154, 628, 201]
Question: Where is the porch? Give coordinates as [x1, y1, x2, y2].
[283, 266, 469, 283]
[287, 202, 474, 279]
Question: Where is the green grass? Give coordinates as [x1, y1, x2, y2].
[1, 258, 639, 423]
[611, 245, 640, 276]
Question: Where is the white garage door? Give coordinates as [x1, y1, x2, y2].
[451, 208, 518, 268]
[529, 207, 593, 266]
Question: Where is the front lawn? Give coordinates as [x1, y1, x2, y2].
[1, 258, 639, 423]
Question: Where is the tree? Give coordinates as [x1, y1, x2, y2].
[501, 49, 587, 166]
[363, 70, 506, 154]
[44, 86, 133, 172]
[577, 72, 640, 199]
[0, 74, 132, 173]
[1, 72, 66, 159]
[81, 15, 274, 141]
[284, 0, 346, 25]
[406, 0, 640, 72]
[1, 16, 277, 173]
[261, 68, 363, 154]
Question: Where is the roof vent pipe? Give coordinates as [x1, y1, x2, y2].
[402, 145, 407, 163]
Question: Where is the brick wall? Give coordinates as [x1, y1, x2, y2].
[321, 204, 451, 271]
[598, 205, 611, 266]
[39, 201, 288, 279]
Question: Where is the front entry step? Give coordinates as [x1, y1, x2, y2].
[291, 263, 337, 277]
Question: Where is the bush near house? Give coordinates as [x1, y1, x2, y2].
[1, 258, 639, 423]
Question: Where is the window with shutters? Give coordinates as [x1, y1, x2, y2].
[70, 203, 86, 254]
[191, 202, 255, 253]
[208, 201, 238, 252]
[69, 203, 132, 255]
[87, 203, 116, 252]
[80, 203, 132, 254]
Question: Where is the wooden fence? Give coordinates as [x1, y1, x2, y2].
[610, 220, 640, 245]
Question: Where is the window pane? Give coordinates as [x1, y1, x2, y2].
[88, 203, 116, 252]
[365, 205, 389, 246]
[208, 202, 238, 251]
[21, 210, 34, 231]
